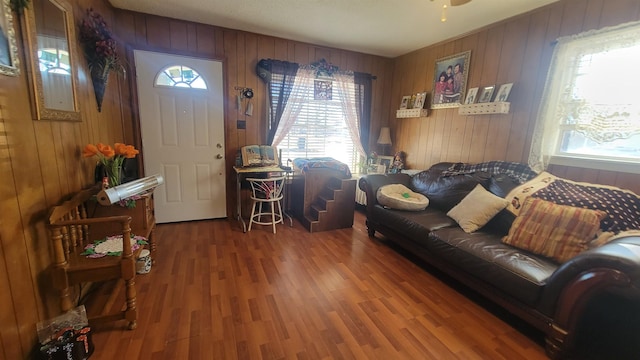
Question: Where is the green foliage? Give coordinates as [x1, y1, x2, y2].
[10, 0, 29, 13]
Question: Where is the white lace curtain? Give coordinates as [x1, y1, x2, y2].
[529, 20, 640, 172]
[271, 67, 367, 159]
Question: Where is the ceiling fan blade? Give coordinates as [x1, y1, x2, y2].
[450, 0, 472, 6]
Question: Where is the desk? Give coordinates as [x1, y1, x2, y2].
[233, 166, 293, 232]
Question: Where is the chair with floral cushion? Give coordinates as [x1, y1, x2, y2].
[47, 185, 144, 329]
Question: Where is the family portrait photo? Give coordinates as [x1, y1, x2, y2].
[431, 50, 471, 109]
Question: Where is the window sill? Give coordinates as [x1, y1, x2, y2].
[549, 155, 640, 174]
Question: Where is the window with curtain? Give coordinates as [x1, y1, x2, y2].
[275, 74, 360, 169]
[529, 21, 640, 174]
[257, 59, 371, 172]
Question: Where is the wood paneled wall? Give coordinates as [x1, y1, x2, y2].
[0, 0, 131, 357]
[3, 0, 640, 357]
[110, 10, 395, 217]
[391, 0, 640, 194]
[0, 1, 393, 357]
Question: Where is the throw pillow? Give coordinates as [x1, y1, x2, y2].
[447, 184, 509, 233]
[502, 197, 607, 263]
[376, 184, 429, 211]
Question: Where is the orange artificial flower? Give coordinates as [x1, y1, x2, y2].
[84, 142, 139, 187]
[97, 143, 115, 158]
[114, 143, 139, 158]
[82, 143, 99, 157]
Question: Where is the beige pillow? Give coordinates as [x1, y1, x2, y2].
[376, 184, 429, 211]
[502, 197, 607, 263]
[447, 184, 509, 233]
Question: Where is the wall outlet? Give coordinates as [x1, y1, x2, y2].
[237, 120, 246, 129]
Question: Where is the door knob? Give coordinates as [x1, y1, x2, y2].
[216, 154, 223, 159]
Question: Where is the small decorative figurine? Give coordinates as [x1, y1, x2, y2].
[389, 151, 406, 174]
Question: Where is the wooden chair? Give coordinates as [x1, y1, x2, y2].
[48, 185, 139, 329]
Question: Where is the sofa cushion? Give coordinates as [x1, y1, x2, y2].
[481, 175, 521, 236]
[371, 205, 456, 244]
[411, 171, 491, 212]
[427, 227, 558, 307]
[447, 184, 509, 233]
[377, 184, 429, 211]
[502, 197, 607, 263]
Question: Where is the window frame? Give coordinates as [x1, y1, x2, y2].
[533, 20, 640, 174]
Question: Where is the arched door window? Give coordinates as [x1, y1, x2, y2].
[155, 65, 207, 89]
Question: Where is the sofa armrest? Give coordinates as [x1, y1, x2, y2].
[540, 236, 640, 358]
[541, 236, 640, 314]
[359, 173, 413, 214]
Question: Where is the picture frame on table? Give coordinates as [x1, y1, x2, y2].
[478, 85, 495, 103]
[464, 87, 478, 104]
[413, 92, 427, 109]
[431, 50, 471, 109]
[0, 0, 20, 76]
[399, 95, 411, 109]
[367, 164, 386, 174]
[377, 156, 394, 173]
[494, 83, 513, 102]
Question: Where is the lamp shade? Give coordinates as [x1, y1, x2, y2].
[377, 127, 392, 145]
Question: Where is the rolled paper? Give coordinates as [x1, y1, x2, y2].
[97, 174, 164, 205]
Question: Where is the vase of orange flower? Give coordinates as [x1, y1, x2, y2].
[83, 143, 139, 188]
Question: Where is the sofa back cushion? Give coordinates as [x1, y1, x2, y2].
[411, 166, 490, 212]
[481, 174, 521, 235]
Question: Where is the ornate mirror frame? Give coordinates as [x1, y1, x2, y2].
[22, 0, 81, 121]
[0, 0, 20, 76]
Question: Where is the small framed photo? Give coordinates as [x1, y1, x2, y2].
[377, 156, 394, 172]
[478, 85, 495, 103]
[367, 164, 386, 174]
[399, 96, 411, 109]
[413, 92, 427, 109]
[464, 87, 478, 104]
[494, 83, 513, 102]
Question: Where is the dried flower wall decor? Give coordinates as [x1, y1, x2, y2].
[79, 8, 124, 112]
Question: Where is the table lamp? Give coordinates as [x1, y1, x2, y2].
[377, 127, 392, 155]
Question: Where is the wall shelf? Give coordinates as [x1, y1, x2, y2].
[458, 102, 510, 115]
[396, 108, 429, 118]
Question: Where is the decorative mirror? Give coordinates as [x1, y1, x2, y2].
[0, 0, 20, 76]
[22, 0, 80, 121]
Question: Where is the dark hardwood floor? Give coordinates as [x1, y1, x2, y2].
[89, 210, 548, 359]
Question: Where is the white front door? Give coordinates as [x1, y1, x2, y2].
[134, 50, 226, 223]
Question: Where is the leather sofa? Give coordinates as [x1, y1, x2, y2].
[358, 162, 640, 359]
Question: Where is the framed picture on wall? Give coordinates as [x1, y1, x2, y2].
[478, 85, 495, 103]
[399, 95, 411, 109]
[494, 83, 513, 102]
[431, 50, 471, 109]
[413, 92, 427, 109]
[464, 87, 478, 104]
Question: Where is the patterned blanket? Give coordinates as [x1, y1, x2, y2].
[441, 161, 538, 184]
[505, 172, 640, 233]
[293, 157, 352, 178]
